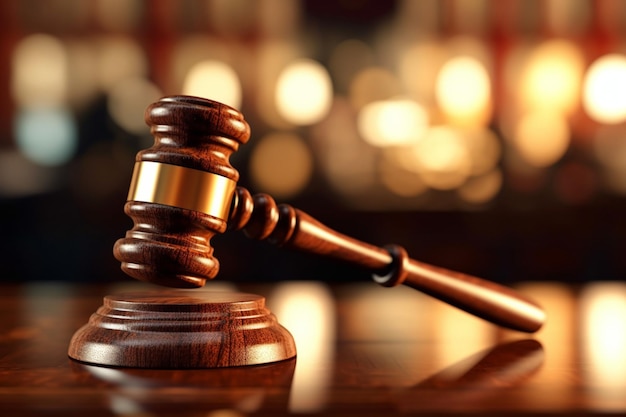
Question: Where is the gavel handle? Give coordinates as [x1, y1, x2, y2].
[229, 189, 545, 333]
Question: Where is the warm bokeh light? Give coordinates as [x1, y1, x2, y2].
[581, 282, 626, 411]
[336, 284, 434, 386]
[513, 111, 570, 167]
[182, 59, 242, 109]
[357, 99, 429, 147]
[249, 132, 314, 199]
[11, 34, 68, 108]
[457, 169, 503, 204]
[514, 282, 576, 398]
[435, 56, 492, 126]
[379, 153, 428, 198]
[349, 66, 402, 110]
[464, 128, 502, 176]
[275, 59, 333, 125]
[107, 77, 162, 135]
[409, 127, 472, 190]
[14, 107, 78, 166]
[270, 282, 335, 413]
[520, 40, 584, 114]
[310, 97, 378, 200]
[172, 36, 235, 92]
[398, 40, 445, 106]
[65, 40, 99, 109]
[433, 299, 493, 368]
[255, 40, 300, 128]
[583, 53, 626, 124]
[340, 284, 431, 341]
[94, 36, 147, 91]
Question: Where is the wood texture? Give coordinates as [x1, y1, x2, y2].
[113, 95, 544, 333]
[68, 291, 296, 368]
[113, 96, 250, 288]
[0, 282, 619, 416]
[229, 188, 544, 333]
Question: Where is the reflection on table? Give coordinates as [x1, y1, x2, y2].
[2, 280, 626, 415]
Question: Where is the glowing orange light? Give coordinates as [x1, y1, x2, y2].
[513, 111, 570, 167]
[581, 282, 626, 411]
[410, 127, 472, 190]
[271, 282, 335, 413]
[583, 54, 626, 124]
[457, 169, 503, 204]
[12, 34, 68, 107]
[435, 56, 491, 126]
[520, 40, 584, 114]
[358, 99, 429, 147]
[275, 59, 333, 125]
[182, 60, 242, 109]
[249, 132, 314, 199]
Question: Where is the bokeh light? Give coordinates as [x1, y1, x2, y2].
[14, 107, 78, 167]
[464, 128, 502, 176]
[182, 60, 242, 109]
[11, 34, 68, 108]
[271, 282, 335, 413]
[519, 40, 584, 114]
[379, 153, 428, 197]
[107, 77, 162, 135]
[65, 40, 99, 109]
[410, 126, 472, 190]
[249, 132, 314, 199]
[513, 111, 570, 167]
[457, 169, 503, 204]
[350, 67, 402, 110]
[275, 59, 333, 125]
[357, 99, 429, 147]
[581, 282, 626, 410]
[583, 53, 626, 124]
[310, 97, 378, 200]
[398, 40, 445, 106]
[255, 40, 301, 128]
[94, 36, 148, 91]
[435, 56, 492, 126]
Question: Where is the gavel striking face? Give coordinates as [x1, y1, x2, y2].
[113, 95, 546, 333]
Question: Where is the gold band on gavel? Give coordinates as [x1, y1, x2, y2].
[127, 161, 236, 221]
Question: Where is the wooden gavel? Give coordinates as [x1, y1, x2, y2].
[113, 95, 545, 333]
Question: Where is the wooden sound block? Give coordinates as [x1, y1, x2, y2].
[68, 291, 297, 368]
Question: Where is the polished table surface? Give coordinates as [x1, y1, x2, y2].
[1, 280, 625, 416]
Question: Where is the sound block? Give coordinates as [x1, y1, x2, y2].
[68, 291, 297, 368]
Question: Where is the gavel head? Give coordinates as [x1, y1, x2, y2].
[113, 96, 250, 288]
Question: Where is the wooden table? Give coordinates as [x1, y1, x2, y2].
[1, 280, 625, 416]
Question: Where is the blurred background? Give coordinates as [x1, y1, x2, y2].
[1, 0, 626, 285]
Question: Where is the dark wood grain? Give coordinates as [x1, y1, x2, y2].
[113, 96, 250, 288]
[68, 291, 296, 368]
